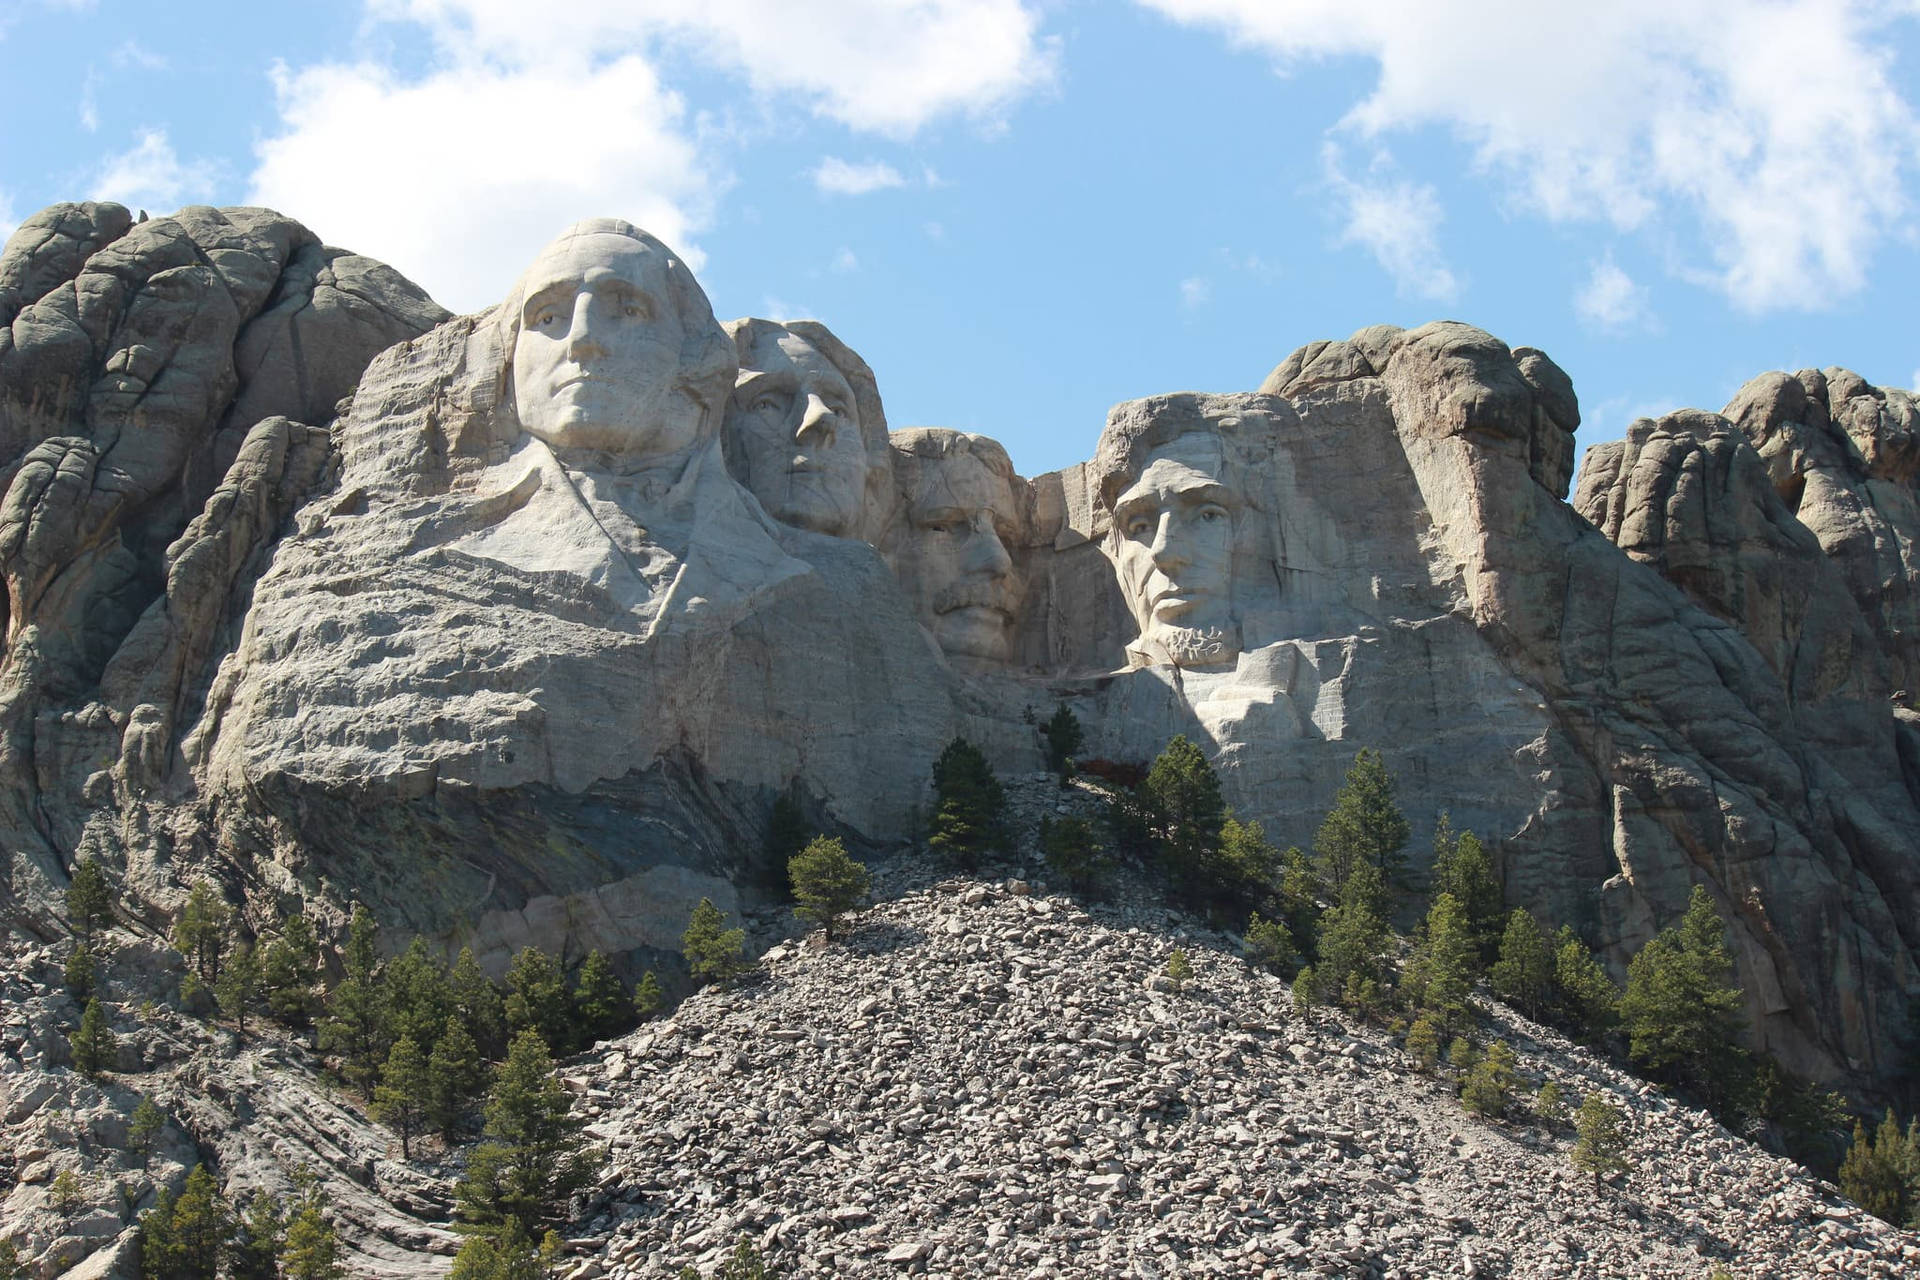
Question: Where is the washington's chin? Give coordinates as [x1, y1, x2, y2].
[932, 606, 1014, 662]
[526, 412, 701, 458]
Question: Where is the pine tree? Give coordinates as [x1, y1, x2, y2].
[448, 1225, 560, 1280]
[1429, 818, 1502, 959]
[64, 941, 96, 1000]
[171, 882, 232, 987]
[715, 1237, 771, 1279]
[1141, 736, 1226, 894]
[1535, 1079, 1567, 1128]
[318, 905, 388, 1092]
[633, 971, 663, 1021]
[1290, 965, 1317, 1021]
[215, 942, 260, 1035]
[1316, 861, 1389, 1010]
[130, 1096, 166, 1165]
[384, 937, 454, 1053]
[455, 1031, 603, 1237]
[1619, 885, 1749, 1113]
[428, 1018, 488, 1144]
[572, 951, 633, 1043]
[70, 997, 115, 1076]
[1244, 912, 1299, 977]
[1406, 892, 1477, 1037]
[50, 1169, 83, 1216]
[1572, 1093, 1631, 1190]
[141, 1164, 232, 1280]
[1039, 816, 1107, 894]
[1214, 816, 1281, 908]
[504, 947, 575, 1053]
[259, 913, 322, 1028]
[1552, 926, 1620, 1042]
[1490, 908, 1554, 1020]
[229, 1192, 285, 1280]
[682, 899, 747, 988]
[788, 835, 871, 943]
[279, 1183, 345, 1280]
[1277, 845, 1321, 957]
[1447, 1037, 1481, 1083]
[1838, 1110, 1917, 1226]
[449, 945, 508, 1061]
[928, 737, 1005, 869]
[1313, 748, 1410, 900]
[1461, 1039, 1519, 1118]
[372, 1035, 430, 1159]
[1405, 1015, 1442, 1072]
[67, 859, 112, 948]
[0, 1238, 24, 1280]
[1165, 947, 1193, 992]
[1039, 703, 1085, 781]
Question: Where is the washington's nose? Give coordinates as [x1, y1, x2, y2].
[795, 393, 837, 448]
[564, 295, 607, 360]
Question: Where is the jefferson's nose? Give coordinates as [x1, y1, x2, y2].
[795, 393, 837, 448]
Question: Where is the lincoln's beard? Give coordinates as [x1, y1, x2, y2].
[1152, 620, 1239, 667]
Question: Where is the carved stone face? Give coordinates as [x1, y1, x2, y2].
[893, 444, 1023, 662]
[727, 330, 869, 536]
[1109, 433, 1240, 667]
[512, 230, 696, 458]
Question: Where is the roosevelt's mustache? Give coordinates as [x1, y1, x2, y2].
[934, 578, 1018, 617]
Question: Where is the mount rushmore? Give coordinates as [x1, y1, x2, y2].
[0, 201, 1915, 1098]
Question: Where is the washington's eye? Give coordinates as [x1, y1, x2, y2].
[1125, 515, 1153, 538]
[532, 310, 558, 329]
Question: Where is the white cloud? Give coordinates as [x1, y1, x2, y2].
[90, 129, 216, 213]
[1138, 0, 1920, 312]
[79, 69, 99, 132]
[367, 0, 1055, 136]
[760, 295, 814, 323]
[923, 221, 946, 241]
[1179, 276, 1210, 309]
[110, 40, 167, 71]
[1575, 256, 1653, 333]
[1911, 368, 1919, 392]
[831, 247, 860, 273]
[1322, 146, 1459, 302]
[0, 192, 19, 248]
[812, 158, 908, 197]
[248, 56, 717, 314]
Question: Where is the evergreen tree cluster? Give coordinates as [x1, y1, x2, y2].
[139, 1165, 343, 1280]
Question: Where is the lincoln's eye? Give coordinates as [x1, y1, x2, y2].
[1198, 505, 1227, 523]
[751, 393, 786, 413]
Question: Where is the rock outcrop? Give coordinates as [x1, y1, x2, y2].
[0, 204, 1911, 1234]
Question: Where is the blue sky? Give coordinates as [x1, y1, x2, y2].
[3, 0, 1918, 481]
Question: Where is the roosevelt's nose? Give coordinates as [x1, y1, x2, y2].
[564, 294, 607, 361]
[795, 393, 837, 449]
[966, 515, 1014, 578]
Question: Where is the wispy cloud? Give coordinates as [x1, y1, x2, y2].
[91, 129, 216, 212]
[811, 157, 908, 196]
[831, 247, 860, 273]
[761, 295, 815, 323]
[1322, 145, 1459, 302]
[1139, 0, 1920, 312]
[1575, 256, 1654, 333]
[1179, 276, 1210, 309]
[0, 192, 19, 247]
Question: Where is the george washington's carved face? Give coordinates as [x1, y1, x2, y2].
[511, 230, 697, 459]
[1108, 433, 1241, 667]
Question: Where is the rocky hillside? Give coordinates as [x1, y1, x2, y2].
[6, 839, 1916, 1278]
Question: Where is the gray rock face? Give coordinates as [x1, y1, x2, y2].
[0, 205, 1912, 1122]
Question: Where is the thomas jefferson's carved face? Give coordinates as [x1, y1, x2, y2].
[1109, 433, 1240, 667]
[893, 447, 1023, 662]
[512, 231, 696, 458]
[726, 330, 869, 536]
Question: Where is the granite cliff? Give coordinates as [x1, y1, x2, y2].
[0, 201, 1915, 1272]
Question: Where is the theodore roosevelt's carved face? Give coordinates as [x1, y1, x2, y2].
[726, 329, 869, 536]
[1108, 433, 1240, 667]
[888, 432, 1024, 663]
[511, 230, 696, 459]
